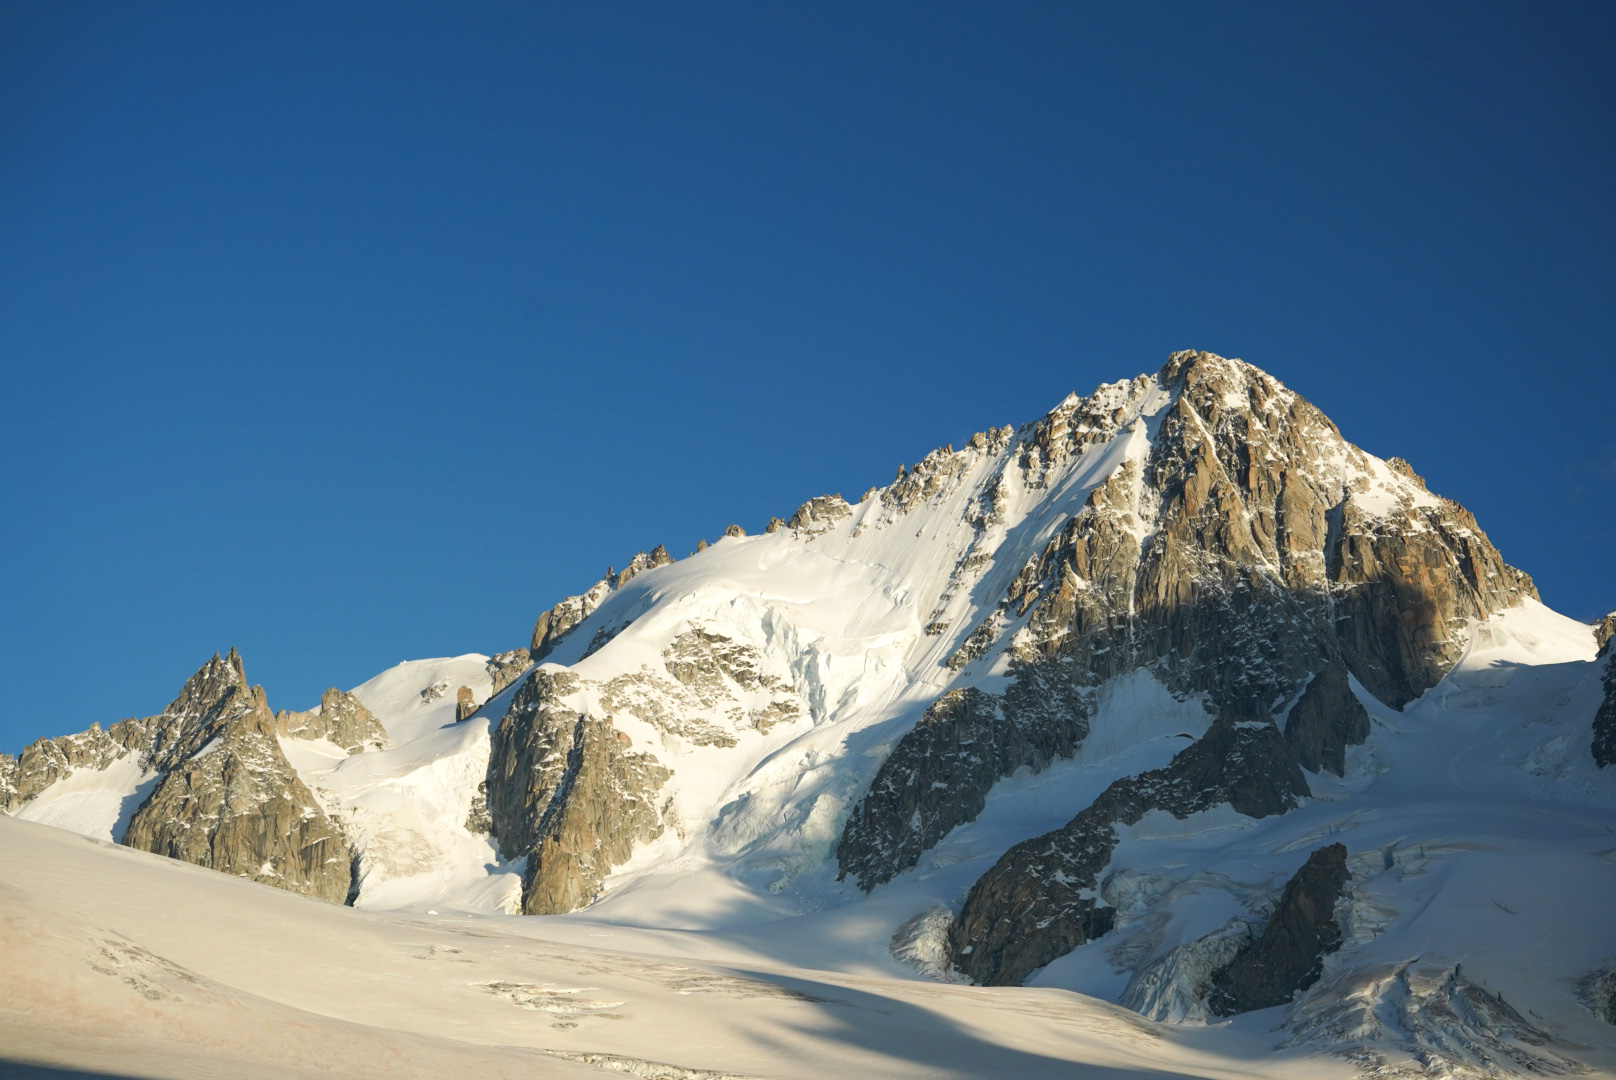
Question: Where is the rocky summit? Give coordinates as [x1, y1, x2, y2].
[6, 350, 1615, 1079]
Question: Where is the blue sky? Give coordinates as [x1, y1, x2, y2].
[3, 2, 1612, 750]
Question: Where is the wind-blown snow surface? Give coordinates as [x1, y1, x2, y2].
[0, 814, 1340, 1080]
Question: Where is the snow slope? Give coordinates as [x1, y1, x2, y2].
[0, 814, 1350, 1080]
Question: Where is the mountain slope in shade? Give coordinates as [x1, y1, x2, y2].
[4, 350, 1614, 1079]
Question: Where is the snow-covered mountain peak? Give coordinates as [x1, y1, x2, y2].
[6, 349, 1613, 1079]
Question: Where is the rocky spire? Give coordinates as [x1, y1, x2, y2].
[120, 650, 357, 903]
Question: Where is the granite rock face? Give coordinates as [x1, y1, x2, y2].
[1596, 612, 1616, 655]
[1207, 842, 1349, 1015]
[0, 720, 145, 814]
[949, 714, 1307, 986]
[2, 650, 358, 903]
[124, 693, 354, 904]
[486, 669, 671, 914]
[1283, 665, 1371, 776]
[278, 687, 389, 754]
[787, 494, 852, 536]
[1, 651, 251, 818]
[847, 354, 1532, 981]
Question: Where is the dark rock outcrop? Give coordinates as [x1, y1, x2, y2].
[278, 687, 389, 753]
[1208, 842, 1349, 1015]
[486, 669, 671, 914]
[1283, 665, 1371, 776]
[949, 714, 1307, 986]
[1593, 646, 1616, 769]
[837, 687, 1086, 890]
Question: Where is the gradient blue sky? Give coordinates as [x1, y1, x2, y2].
[3, 2, 1613, 750]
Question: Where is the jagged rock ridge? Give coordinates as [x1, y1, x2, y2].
[529, 546, 674, 661]
[486, 669, 671, 914]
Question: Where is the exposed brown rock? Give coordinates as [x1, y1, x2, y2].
[615, 545, 673, 589]
[724, 524, 746, 538]
[115, 651, 356, 903]
[278, 688, 389, 753]
[530, 578, 614, 660]
[844, 353, 1534, 945]
[124, 696, 354, 904]
[0, 721, 145, 815]
[485, 648, 531, 698]
[486, 669, 670, 914]
[529, 548, 675, 661]
[455, 685, 478, 722]
[787, 495, 851, 535]
[1595, 612, 1616, 656]
[838, 687, 1085, 891]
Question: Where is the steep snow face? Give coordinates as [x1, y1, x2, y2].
[274, 654, 522, 912]
[348, 654, 495, 744]
[13, 753, 158, 843]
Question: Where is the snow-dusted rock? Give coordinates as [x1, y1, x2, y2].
[950, 712, 1307, 986]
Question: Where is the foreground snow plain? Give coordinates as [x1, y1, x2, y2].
[2, 815, 1346, 1080]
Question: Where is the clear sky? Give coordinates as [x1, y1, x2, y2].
[3, 2, 1612, 751]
